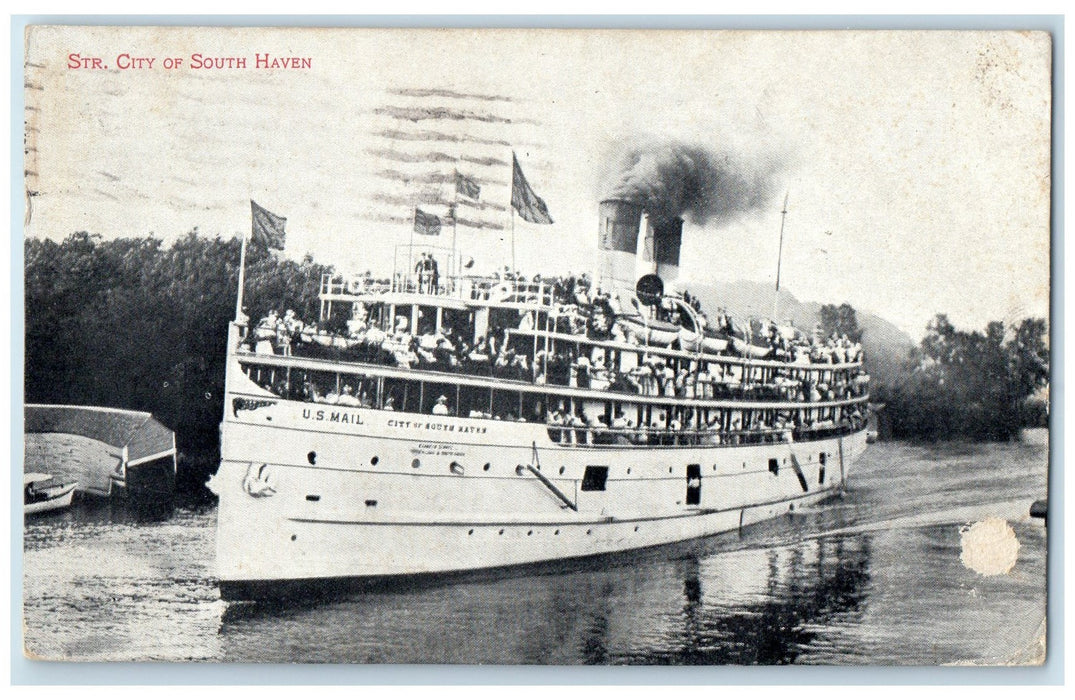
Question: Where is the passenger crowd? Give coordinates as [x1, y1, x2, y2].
[245, 274, 868, 409]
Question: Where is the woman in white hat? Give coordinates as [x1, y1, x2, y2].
[432, 395, 450, 416]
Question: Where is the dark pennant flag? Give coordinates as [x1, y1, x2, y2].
[455, 171, 481, 200]
[511, 152, 553, 224]
[414, 208, 442, 236]
[250, 200, 287, 250]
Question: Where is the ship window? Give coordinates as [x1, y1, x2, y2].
[581, 466, 609, 492]
[769, 458, 779, 475]
[412, 458, 421, 469]
[307, 451, 317, 465]
[371, 456, 379, 466]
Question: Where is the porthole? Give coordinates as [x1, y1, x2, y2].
[626, 467, 631, 475]
[468, 529, 474, 535]
[527, 530, 533, 536]
[634, 525, 639, 532]
[483, 462, 491, 471]
[290, 534, 297, 541]
[554, 529, 560, 535]
[558, 466, 565, 475]
[371, 456, 379, 466]
[307, 451, 317, 465]
[586, 529, 592, 535]
[498, 529, 505, 535]
[412, 458, 421, 469]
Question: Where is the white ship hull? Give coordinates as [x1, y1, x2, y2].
[212, 392, 868, 599]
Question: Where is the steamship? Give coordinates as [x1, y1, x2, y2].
[210, 199, 870, 600]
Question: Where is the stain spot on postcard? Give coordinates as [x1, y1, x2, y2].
[960, 517, 1019, 576]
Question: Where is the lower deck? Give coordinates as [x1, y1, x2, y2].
[212, 394, 868, 587]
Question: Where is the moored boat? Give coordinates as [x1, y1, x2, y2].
[24, 473, 78, 515]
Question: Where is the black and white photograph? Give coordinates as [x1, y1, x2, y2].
[19, 25, 1051, 665]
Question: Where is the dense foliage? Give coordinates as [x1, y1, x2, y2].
[24, 231, 331, 484]
[818, 303, 863, 343]
[881, 314, 1049, 441]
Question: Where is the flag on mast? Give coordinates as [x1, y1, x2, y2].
[414, 207, 442, 236]
[250, 200, 287, 250]
[455, 171, 481, 200]
[511, 152, 553, 224]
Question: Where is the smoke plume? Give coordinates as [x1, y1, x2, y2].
[603, 138, 782, 226]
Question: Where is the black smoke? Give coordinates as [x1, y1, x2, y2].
[603, 138, 782, 226]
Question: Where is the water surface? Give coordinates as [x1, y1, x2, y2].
[22, 432, 1048, 664]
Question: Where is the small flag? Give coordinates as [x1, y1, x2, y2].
[511, 152, 553, 225]
[414, 208, 442, 236]
[250, 200, 287, 250]
[455, 171, 481, 200]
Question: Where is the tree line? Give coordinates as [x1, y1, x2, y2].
[875, 313, 1049, 441]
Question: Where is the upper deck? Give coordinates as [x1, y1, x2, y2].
[234, 258, 868, 431]
[231, 242, 870, 444]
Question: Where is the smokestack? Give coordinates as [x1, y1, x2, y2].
[655, 218, 683, 283]
[596, 199, 644, 303]
[641, 214, 684, 287]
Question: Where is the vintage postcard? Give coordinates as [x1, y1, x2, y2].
[21, 25, 1050, 665]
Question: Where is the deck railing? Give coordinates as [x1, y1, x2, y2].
[541, 423, 859, 447]
[319, 272, 556, 307]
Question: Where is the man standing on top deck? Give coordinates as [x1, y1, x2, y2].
[414, 253, 427, 293]
[429, 254, 440, 293]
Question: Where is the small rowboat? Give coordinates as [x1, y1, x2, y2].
[24, 473, 78, 515]
[617, 315, 680, 346]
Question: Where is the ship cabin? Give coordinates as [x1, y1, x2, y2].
[232, 244, 870, 449]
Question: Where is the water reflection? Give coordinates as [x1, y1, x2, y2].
[217, 533, 872, 664]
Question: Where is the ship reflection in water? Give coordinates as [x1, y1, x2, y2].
[218, 531, 872, 664]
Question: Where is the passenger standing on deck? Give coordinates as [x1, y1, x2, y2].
[414, 253, 425, 292]
[429, 255, 440, 293]
[337, 385, 360, 406]
[432, 395, 450, 415]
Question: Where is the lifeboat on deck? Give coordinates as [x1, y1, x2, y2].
[617, 315, 680, 347]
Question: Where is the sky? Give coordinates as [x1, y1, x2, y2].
[24, 27, 1052, 339]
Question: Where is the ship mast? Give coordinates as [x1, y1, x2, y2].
[772, 191, 789, 321]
